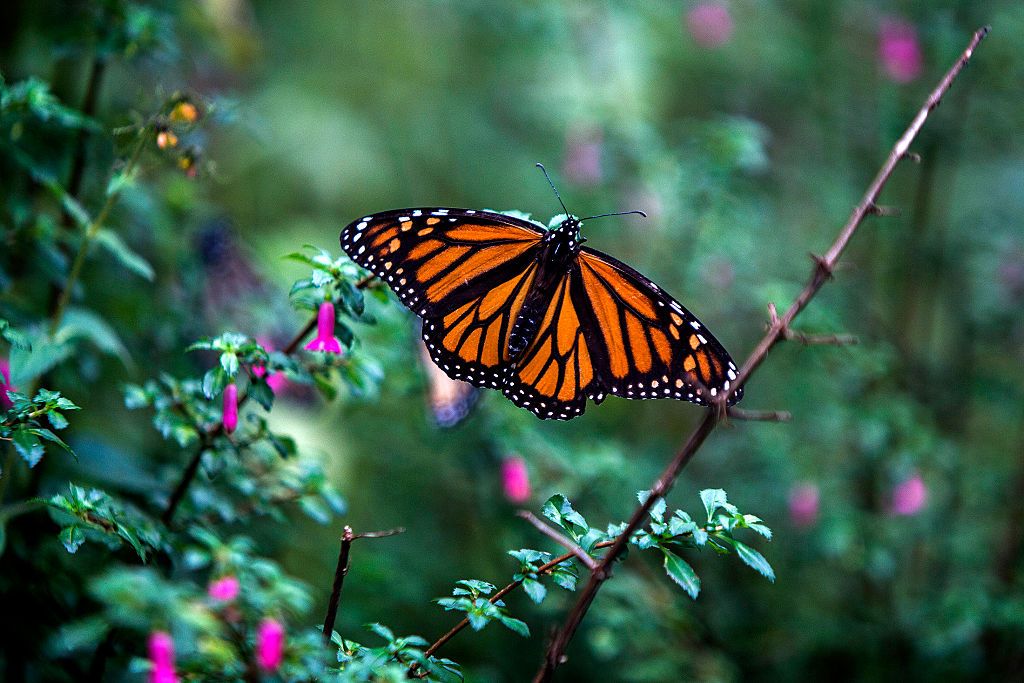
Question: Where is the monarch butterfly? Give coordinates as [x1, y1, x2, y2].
[339, 170, 742, 420]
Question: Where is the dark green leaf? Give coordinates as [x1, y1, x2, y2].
[731, 539, 776, 582]
[12, 428, 44, 466]
[662, 550, 700, 599]
[522, 578, 546, 604]
[94, 229, 154, 281]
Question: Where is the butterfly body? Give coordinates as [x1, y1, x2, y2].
[340, 207, 741, 420]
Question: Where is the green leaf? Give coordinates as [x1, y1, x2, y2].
[731, 539, 775, 582]
[27, 428, 75, 458]
[522, 578, 546, 604]
[59, 525, 86, 553]
[467, 612, 489, 631]
[9, 336, 72, 386]
[94, 229, 155, 281]
[700, 489, 729, 521]
[248, 378, 275, 411]
[11, 428, 44, 466]
[58, 308, 132, 368]
[219, 352, 239, 376]
[662, 550, 700, 599]
[498, 615, 530, 637]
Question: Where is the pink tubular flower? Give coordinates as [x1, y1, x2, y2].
[879, 18, 923, 83]
[788, 483, 820, 528]
[891, 472, 927, 516]
[305, 301, 343, 354]
[0, 358, 12, 411]
[252, 338, 288, 395]
[501, 456, 531, 504]
[256, 617, 285, 672]
[208, 575, 240, 602]
[685, 2, 733, 48]
[148, 631, 179, 683]
[222, 383, 238, 434]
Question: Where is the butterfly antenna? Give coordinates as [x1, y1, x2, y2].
[581, 209, 648, 221]
[535, 163, 570, 218]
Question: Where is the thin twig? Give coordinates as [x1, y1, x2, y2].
[160, 437, 209, 525]
[533, 26, 990, 682]
[50, 127, 148, 336]
[517, 511, 599, 571]
[321, 525, 405, 645]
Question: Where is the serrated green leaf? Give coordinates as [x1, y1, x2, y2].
[732, 539, 775, 582]
[248, 378, 274, 411]
[58, 308, 131, 367]
[467, 612, 489, 631]
[12, 428, 44, 466]
[499, 615, 530, 637]
[662, 550, 700, 599]
[700, 489, 728, 522]
[219, 351, 239, 376]
[27, 428, 75, 458]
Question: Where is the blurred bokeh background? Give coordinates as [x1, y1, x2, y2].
[2, 1, 1024, 680]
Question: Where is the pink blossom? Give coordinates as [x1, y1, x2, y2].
[252, 339, 288, 394]
[891, 472, 927, 516]
[685, 2, 733, 48]
[0, 358, 13, 411]
[879, 18, 923, 83]
[788, 483, 819, 528]
[222, 383, 238, 434]
[208, 575, 240, 602]
[305, 302, 343, 354]
[563, 128, 603, 186]
[256, 617, 285, 672]
[148, 631, 179, 683]
[501, 456, 531, 503]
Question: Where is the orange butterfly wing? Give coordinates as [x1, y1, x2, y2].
[573, 248, 741, 407]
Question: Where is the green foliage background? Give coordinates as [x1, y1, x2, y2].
[2, 1, 1023, 681]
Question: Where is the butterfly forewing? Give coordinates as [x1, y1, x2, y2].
[340, 209, 544, 318]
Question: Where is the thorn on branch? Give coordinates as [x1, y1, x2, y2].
[517, 510, 599, 572]
[900, 151, 922, 163]
[727, 407, 792, 422]
[808, 252, 835, 279]
[767, 303, 857, 347]
[867, 203, 901, 217]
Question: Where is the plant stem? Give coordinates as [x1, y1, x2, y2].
[322, 526, 355, 644]
[50, 127, 148, 337]
[532, 25, 991, 682]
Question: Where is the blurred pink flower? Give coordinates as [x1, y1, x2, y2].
[501, 456, 531, 503]
[0, 357, 13, 411]
[305, 301, 343, 354]
[879, 18, 923, 83]
[148, 631, 179, 683]
[891, 472, 927, 515]
[685, 2, 733, 48]
[788, 483, 820, 528]
[563, 128, 603, 186]
[222, 383, 238, 434]
[208, 575, 240, 602]
[252, 338, 288, 395]
[256, 617, 285, 672]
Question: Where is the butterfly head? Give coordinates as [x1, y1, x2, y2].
[551, 215, 585, 246]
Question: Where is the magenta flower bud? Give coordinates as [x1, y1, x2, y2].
[256, 617, 285, 672]
[788, 483, 819, 528]
[685, 2, 733, 48]
[501, 456, 531, 503]
[222, 383, 238, 434]
[266, 372, 287, 394]
[252, 338, 288, 394]
[879, 18, 923, 83]
[891, 472, 927, 516]
[0, 357, 13, 411]
[148, 631, 179, 683]
[305, 302, 343, 354]
[208, 575, 240, 602]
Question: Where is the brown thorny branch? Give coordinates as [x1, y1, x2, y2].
[160, 274, 377, 524]
[525, 27, 991, 681]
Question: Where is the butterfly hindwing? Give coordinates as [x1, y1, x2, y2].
[573, 248, 741, 407]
